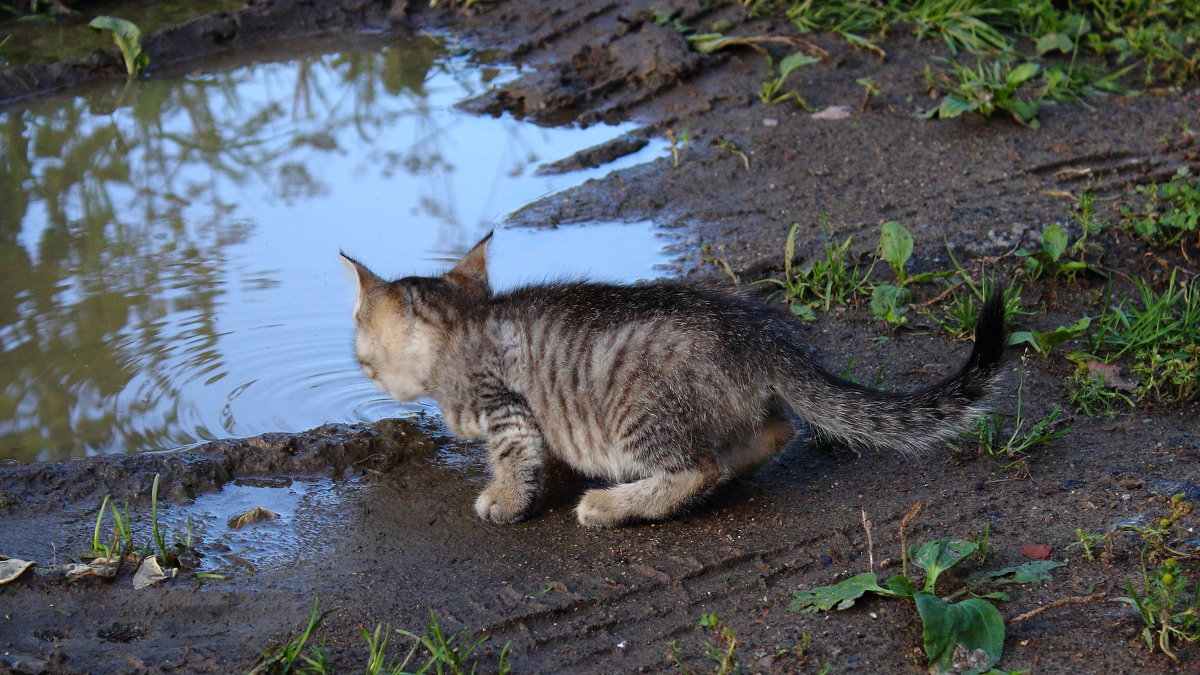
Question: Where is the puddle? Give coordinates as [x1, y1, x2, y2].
[158, 476, 355, 572]
[0, 33, 671, 462]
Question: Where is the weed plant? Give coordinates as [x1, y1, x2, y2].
[668, 613, 740, 675]
[251, 599, 337, 675]
[791, 532, 1063, 674]
[922, 58, 1043, 127]
[959, 365, 1069, 473]
[88, 16, 148, 77]
[1065, 528, 1109, 562]
[871, 221, 951, 326]
[758, 51, 819, 105]
[734, 0, 1200, 126]
[1123, 560, 1200, 663]
[924, 247, 1026, 338]
[1116, 494, 1200, 663]
[780, 0, 1199, 85]
[1087, 273, 1199, 404]
[1122, 168, 1200, 248]
[84, 473, 197, 575]
[254, 606, 510, 675]
[1064, 363, 1135, 417]
[756, 222, 873, 321]
[1014, 223, 1099, 281]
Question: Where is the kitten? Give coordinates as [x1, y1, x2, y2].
[342, 233, 1006, 527]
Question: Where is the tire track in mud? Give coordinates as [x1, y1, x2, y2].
[1014, 137, 1200, 196]
[478, 507, 916, 671]
[460, 2, 733, 127]
[508, 2, 620, 58]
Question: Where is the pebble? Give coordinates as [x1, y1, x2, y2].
[1148, 479, 1200, 503]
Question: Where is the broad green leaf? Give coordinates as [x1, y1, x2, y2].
[778, 52, 821, 79]
[967, 560, 1065, 587]
[885, 573, 917, 598]
[931, 95, 976, 119]
[1006, 62, 1041, 87]
[1004, 99, 1040, 127]
[88, 15, 147, 77]
[1008, 316, 1091, 355]
[908, 270, 956, 284]
[790, 302, 817, 322]
[687, 34, 733, 54]
[915, 594, 1005, 675]
[1035, 33, 1073, 55]
[789, 572, 895, 613]
[1064, 13, 1091, 37]
[878, 221, 913, 281]
[88, 15, 140, 40]
[871, 284, 912, 326]
[1058, 260, 1091, 274]
[912, 539, 978, 592]
[1041, 224, 1068, 261]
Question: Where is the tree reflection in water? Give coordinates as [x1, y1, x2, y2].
[0, 34, 639, 462]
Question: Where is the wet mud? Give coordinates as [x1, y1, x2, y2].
[2, 0, 1200, 673]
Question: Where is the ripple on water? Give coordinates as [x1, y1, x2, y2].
[0, 29, 671, 462]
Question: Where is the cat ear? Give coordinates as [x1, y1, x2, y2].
[444, 231, 493, 296]
[340, 252, 390, 315]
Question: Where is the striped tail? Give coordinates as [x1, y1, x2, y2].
[779, 292, 1007, 455]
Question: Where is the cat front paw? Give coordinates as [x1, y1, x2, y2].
[474, 483, 534, 524]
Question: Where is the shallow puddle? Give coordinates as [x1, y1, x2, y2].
[160, 476, 354, 572]
[0, 33, 670, 462]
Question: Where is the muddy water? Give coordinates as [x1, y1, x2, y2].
[162, 476, 359, 571]
[0, 34, 669, 462]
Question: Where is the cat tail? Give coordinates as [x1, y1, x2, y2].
[777, 292, 1008, 456]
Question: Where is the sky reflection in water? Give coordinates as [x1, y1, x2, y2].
[0, 34, 668, 461]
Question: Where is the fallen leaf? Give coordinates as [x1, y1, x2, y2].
[133, 556, 167, 589]
[0, 558, 34, 585]
[65, 562, 103, 582]
[811, 105, 852, 120]
[227, 506, 280, 530]
[1021, 544, 1053, 560]
[1083, 361, 1138, 392]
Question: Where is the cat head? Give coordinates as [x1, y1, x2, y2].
[341, 233, 492, 402]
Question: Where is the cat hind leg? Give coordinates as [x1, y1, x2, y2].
[724, 404, 794, 477]
[575, 465, 723, 527]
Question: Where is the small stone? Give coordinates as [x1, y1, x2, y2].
[1112, 512, 1154, 532]
[811, 105, 853, 120]
[228, 506, 280, 529]
[1149, 480, 1200, 503]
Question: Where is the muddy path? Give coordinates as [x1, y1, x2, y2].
[2, 0, 1199, 673]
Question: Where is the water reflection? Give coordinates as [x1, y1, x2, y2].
[0, 34, 667, 462]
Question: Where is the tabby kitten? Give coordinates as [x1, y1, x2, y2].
[342, 233, 1006, 527]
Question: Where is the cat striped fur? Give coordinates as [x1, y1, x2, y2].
[342, 233, 1007, 527]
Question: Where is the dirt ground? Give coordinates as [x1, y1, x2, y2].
[2, 0, 1199, 673]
